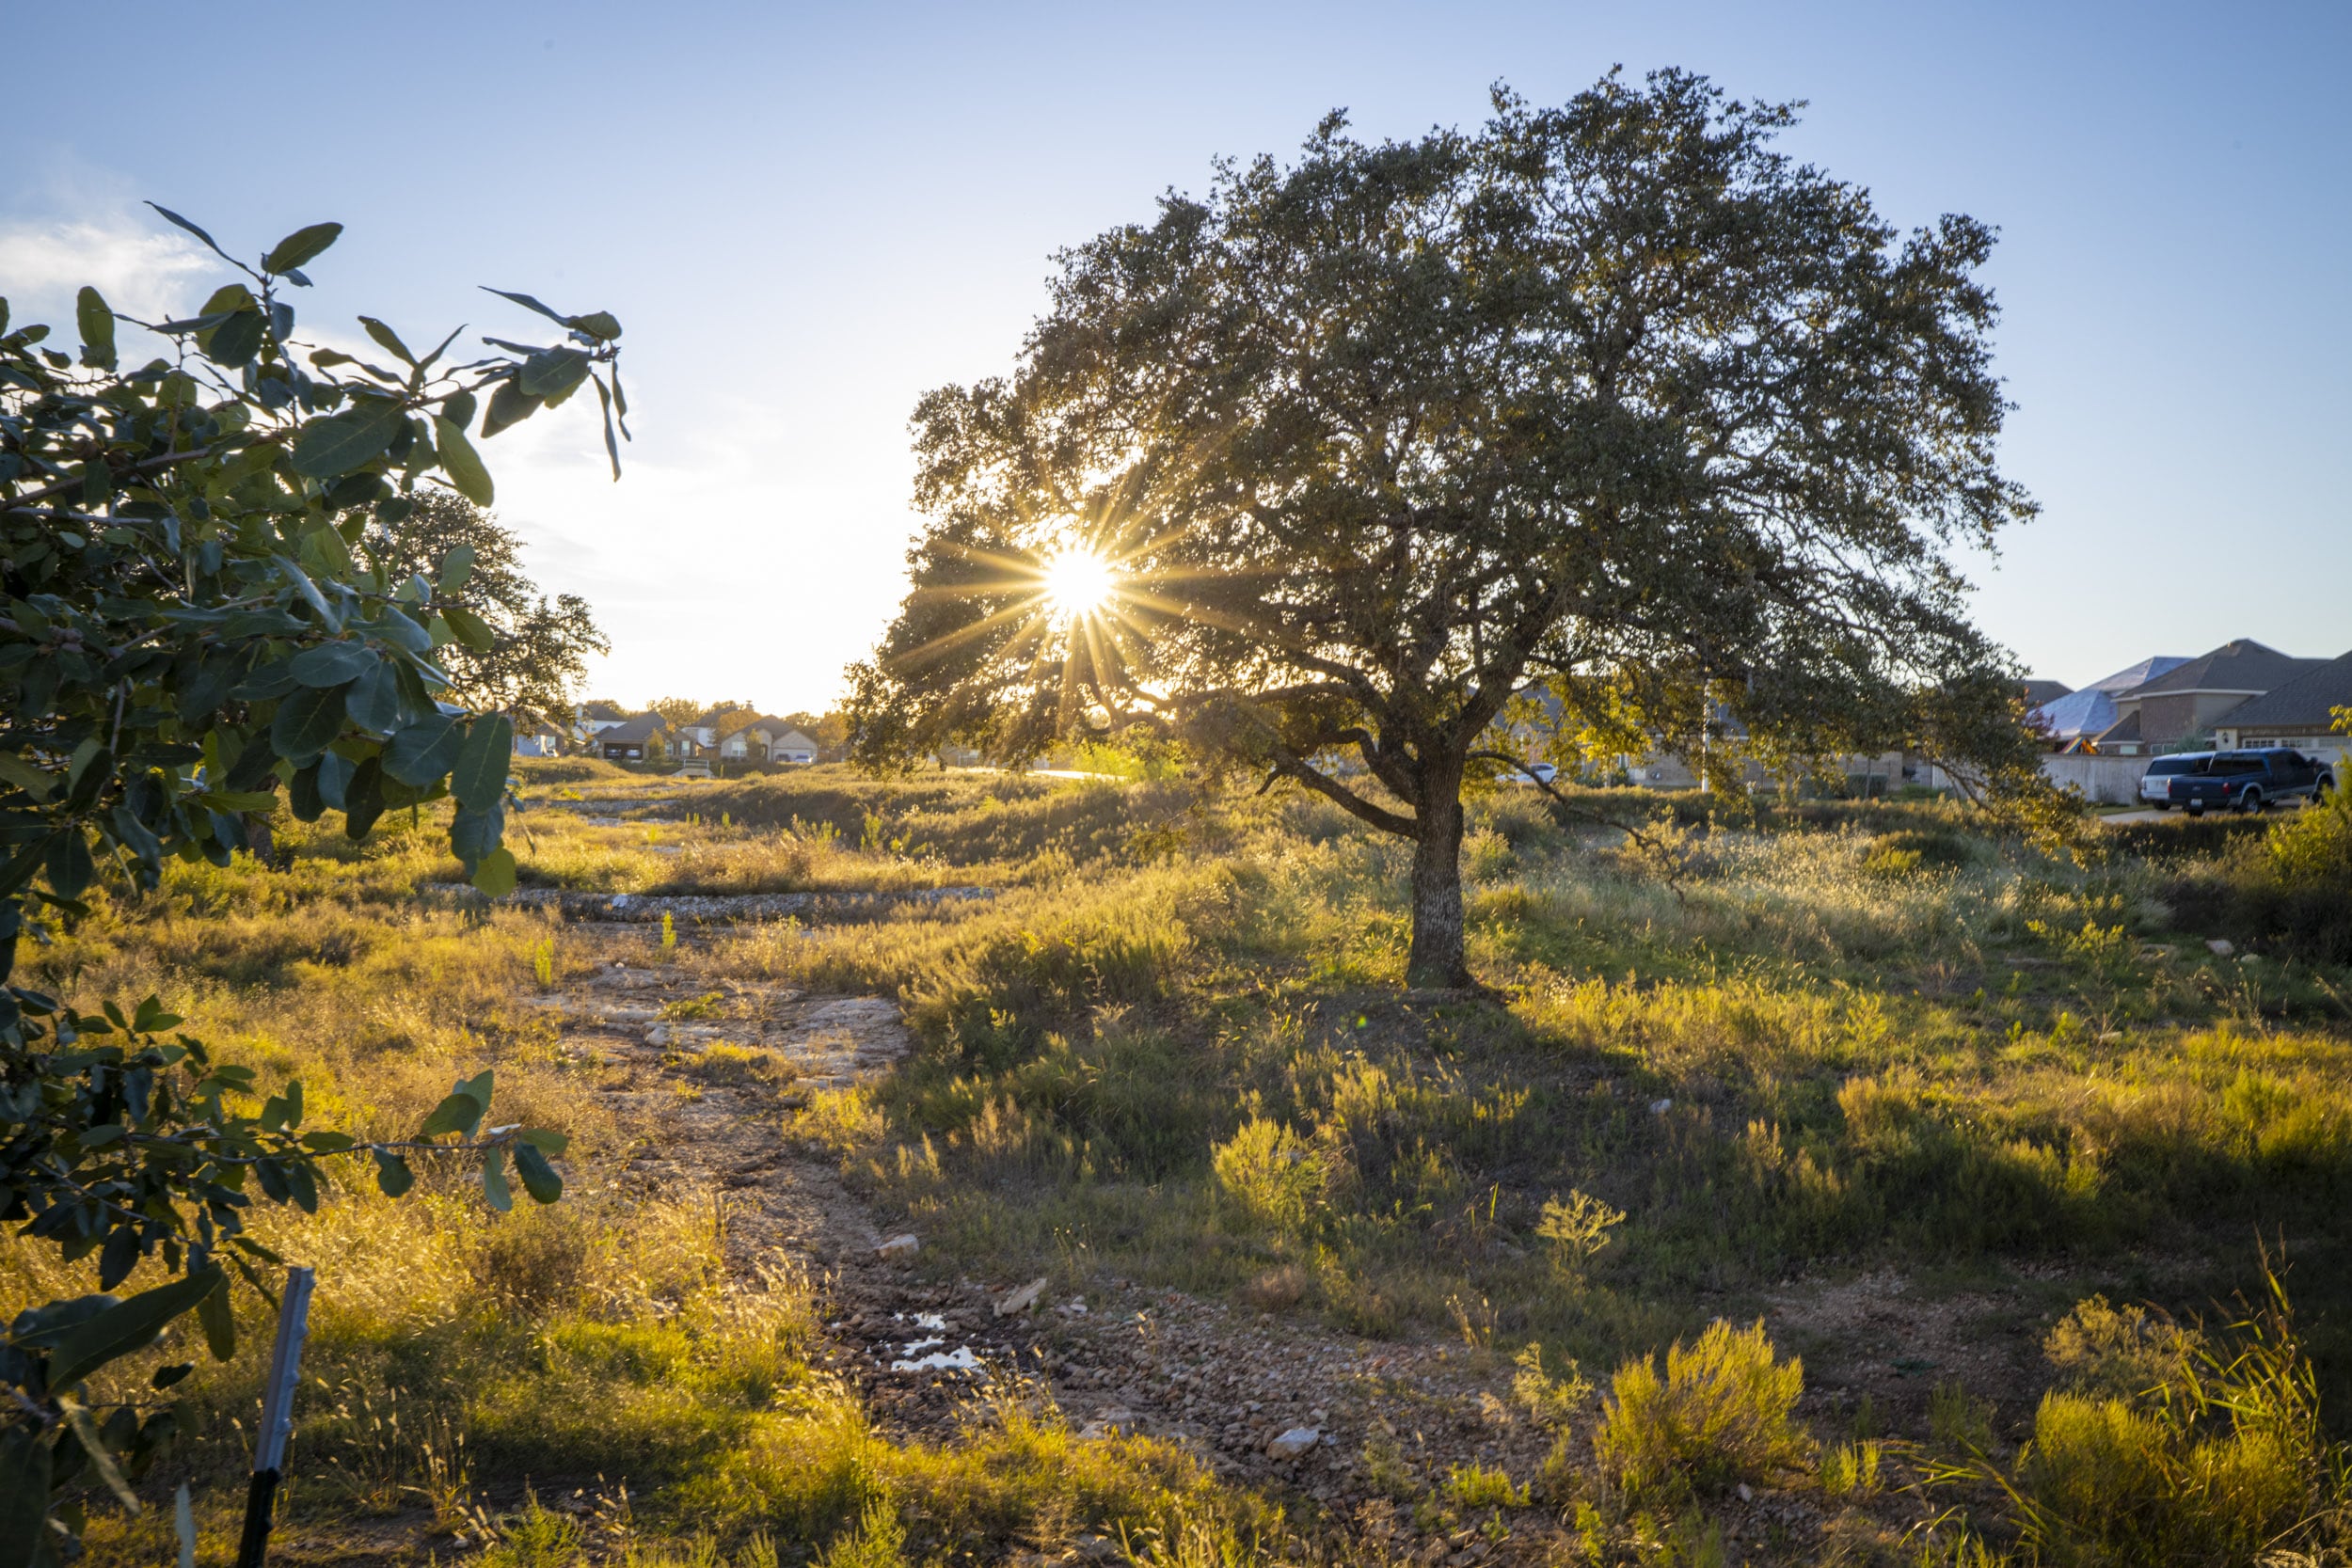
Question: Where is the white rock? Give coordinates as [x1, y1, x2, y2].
[875, 1233, 920, 1259]
[1649, 1098, 1674, 1115]
[1737, 1482, 1754, 1502]
[996, 1275, 1050, 1316]
[1265, 1426, 1321, 1459]
[2206, 939, 2235, 957]
[2238, 953, 2261, 965]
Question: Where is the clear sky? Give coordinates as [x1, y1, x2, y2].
[5, 2, 2345, 711]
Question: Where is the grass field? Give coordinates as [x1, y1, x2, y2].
[9, 761, 2350, 1565]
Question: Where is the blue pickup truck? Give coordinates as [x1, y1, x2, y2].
[2156, 748, 2338, 816]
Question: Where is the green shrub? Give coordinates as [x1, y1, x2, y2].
[1211, 1117, 1328, 1231]
[1595, 1320, 1809, 1497]
[1535, 1189, 1627, 1279]
[2160, 791, 2352, 962]
[2042, 1295, 2193, 1405]
[1444, 1463, 1529, 1509]
[1947, 1270, 2348, 1566]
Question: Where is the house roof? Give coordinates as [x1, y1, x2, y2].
[596, 713, 669, 743]
[2089, 656, 2192, 694]
[580, 699, 629, 721]
[2207, 649, 2352, 734]
[2021, 679, 2072, 708]
[2092, 708, 2143, 746]
[2026, 656, 2191, 739]
[771, 728, 818, 751]
[2128, 640, 2323, 698]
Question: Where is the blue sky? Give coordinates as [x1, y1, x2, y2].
[5, 2, 2345, 711]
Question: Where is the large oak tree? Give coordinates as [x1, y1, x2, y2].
[851, 72, 2040, 987]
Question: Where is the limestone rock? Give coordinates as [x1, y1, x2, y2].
[1266, 1426, 1320, 1459]
[996, 1275, 1049, 1317]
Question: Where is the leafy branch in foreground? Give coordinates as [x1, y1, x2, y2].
[0, 993, 559, 1535]
[1, 208, 625, 1560]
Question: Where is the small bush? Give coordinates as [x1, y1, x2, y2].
[2042, 1295, 2193, 1405]
[1210, 1117, 1328, 1232]
[1595, 1320, 1809, 1497]
[1951, 1270, 2348, 1566]
[817, 1494, 907, 1568]
[1535, 1189, 1626, 1279]
[693, 1043, 795, 1088]
[1512, 1342, 1593, 1428]
[1444, 1463, 1529, 1510]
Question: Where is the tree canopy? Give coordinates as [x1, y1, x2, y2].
[362, 493, 608, 723]
[850, 71, 2045, 986]
[648, 695, 707, 731]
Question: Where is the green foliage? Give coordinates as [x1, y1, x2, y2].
[1819, 1438, 1883, 1498]
[1443, 1463, 1528, 1510]
[1929, 1380, 1997, 1457]
[1595, 1320, 1809, 1497]
[1534, 1189, 1626, 1280]
[1, 209, 618, 1557]
[2160, 788, 2352, 964]
[815, 1493, 906, 1568]
[1512, 1342, 1594, 1428]
[1209, 1116, 1327, 1232]
[853, 69, 2041, 986]
[1935, 1268, 2351, 1566]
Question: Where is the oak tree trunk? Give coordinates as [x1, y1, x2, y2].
[1405, 752, 1471, 989]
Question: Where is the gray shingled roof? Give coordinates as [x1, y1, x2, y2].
[2022, 679, 2072, 708]
[2209, 650, 2352, 733]
[596, 713, 669, 743]
[2131, 640, 2325, 697]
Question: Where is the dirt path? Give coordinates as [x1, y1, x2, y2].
[532, 927, 902, 1268]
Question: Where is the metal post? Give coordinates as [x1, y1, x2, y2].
[234, 1267, 315, 1568]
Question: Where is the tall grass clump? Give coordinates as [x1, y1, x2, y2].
[1942, 1267, 2350, 1565]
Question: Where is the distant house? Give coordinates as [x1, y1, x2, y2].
[2090, 641, 2326, 756]
[2210, 651, 2352, 765]
[717, 718, 818, 764]
[595, 713, 670, 762]
[573, 700, 631, 751]
[513, 720, 566, 757]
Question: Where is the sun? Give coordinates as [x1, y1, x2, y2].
[1041, 547, 1116, 621]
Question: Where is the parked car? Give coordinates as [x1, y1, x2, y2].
[2139, 752, 2211, 809]
[1503, 762, 1558, 785]
[2166, 749, 2337, 816]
